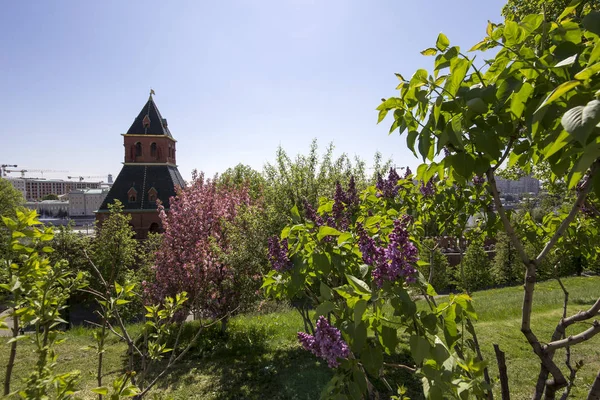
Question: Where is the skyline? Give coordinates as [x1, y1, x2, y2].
[1, 1, 506, 182]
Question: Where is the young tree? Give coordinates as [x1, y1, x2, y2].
[91, 200, 137, 286]
[377, 3, 600, 397]
[460, 240, 493, 292]
[491, 232, 522, 286]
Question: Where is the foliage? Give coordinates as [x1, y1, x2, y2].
[459, 240, 493, 292]
[0, 209, 86, 398]
[219, 163, 266, 201]
[417, 239, 449, 293]
[377, 2, 600, 397]
[491, 232, 522, 286]
[502, 0, 598, 22]
[149, 171, 253, 323]
[92, 201, 137, 287]
[0, 177, 24, 267]
[263, 172, 490, 399]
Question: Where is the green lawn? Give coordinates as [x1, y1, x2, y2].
[1, 276, 599, 399]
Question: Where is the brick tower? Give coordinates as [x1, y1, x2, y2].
[96, 93, 185, 238]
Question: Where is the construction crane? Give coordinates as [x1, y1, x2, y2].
[68, 175, 106, 182]
[4, 169, 68, 178]
[1, 164, 17, 177]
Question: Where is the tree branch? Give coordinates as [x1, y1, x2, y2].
[535, 163, 599, 265]
[492, 138, 515, 172]
[544, 321, 600, 352]
[494, 344, 510, 400]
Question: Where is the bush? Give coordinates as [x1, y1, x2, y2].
[491, 232, 522, 286]
[458, 240, 493, 292]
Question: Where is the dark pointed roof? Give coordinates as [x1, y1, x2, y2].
[97, 165, 185, 212]
[126, 95, 173, 137]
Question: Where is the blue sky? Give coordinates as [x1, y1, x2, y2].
[0, 0, 506, 182]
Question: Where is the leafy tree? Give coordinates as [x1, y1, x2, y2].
[377, 2, 600, 397]
[1, 209, 86, 397]
[502, 0, 598, 22]
[91, 200, 137, 286]
[0, 177, 24, 262]
[491, 232, 522, 285]
[459, 240, 493, 292]
[219, 163, 265, 201]
[42, 193, 59, 201]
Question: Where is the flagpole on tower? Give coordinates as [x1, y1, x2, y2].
[150, 88, 155, 97]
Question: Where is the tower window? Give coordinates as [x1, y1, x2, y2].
[150, 142, 157, 158]
[135, 142, 142, 157]
[128, 187, 138, 203]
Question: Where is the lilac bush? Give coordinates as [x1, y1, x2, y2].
[297, 316, 350, 368]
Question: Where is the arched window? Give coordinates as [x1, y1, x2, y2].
[168, 144, 172, 158]
[150, 142, 157, 158]
[135, 142, 142, 157]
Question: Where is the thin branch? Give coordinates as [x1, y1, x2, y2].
[383, 362, 416, 373]
[536, 163, 599, 264]
[492, 138, 515, 172]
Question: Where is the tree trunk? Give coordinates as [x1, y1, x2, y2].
[4, 312, 19, 396]
[588, 369, 600, 400]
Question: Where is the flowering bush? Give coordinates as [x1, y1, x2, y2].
[148, 171, 256, 323]
[263, 173, 490, 399]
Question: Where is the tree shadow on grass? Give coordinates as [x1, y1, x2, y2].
[130, 320, 423, 400]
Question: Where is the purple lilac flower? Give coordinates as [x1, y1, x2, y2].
[303, 200, 323, 226]
[402, 167, 412, 179]
[419, 180, 435, 197]
[332, 182, 349, 229]
[377, 168, 402, 198]
[268, 237, 292, 272]
[346, 176, 359, 208]
[298, 316, 350, 368]
[356, 223, 386, 266]
[375, 217, 418, 286]
[443, 147, 451, 157]
[472, 175, 485, 186]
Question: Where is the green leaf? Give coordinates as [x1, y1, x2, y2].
[354, 299, 368, 327]
[449, 153, 476, 179]
[543, 130, 572, 158]
[360, 345, 383, 376]
[568, 139, 600, 189]
[418, 128, 432, 161]
[589, 42, 600, 66]
[421, 47, 438, 56]
[346, 274, 371, 295]
[510, 82, 534, 119]
[583, 11, 600, 36]
[409, 69, 429, 88]
[290, 205, 301, 222]
[359, 264, 369, 278]
[520, 13, 544, 32]
[575, 62, 600, 81]
[444, 58, 469, 98]
[436, 33, 450, 51]
[561, 100, 600, 145]
[536, 80, 580, 112]
[91, 387, 109, 395]
[409, 335, 430, 364]
[320, 282, 333, 300]
[317, 226, 342, 241]
[380, 325, 398, 354]
[555, 54, 578, 68]
[352, 322, 367, 352]
[558, 0, 582, 21]
[315, 301, 334, 317]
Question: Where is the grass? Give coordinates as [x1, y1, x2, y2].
[0, 276, 599, 399]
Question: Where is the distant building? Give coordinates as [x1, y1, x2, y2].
[10, 178, 102, 201]
[496, 175, 540, 195]
[25, 200, 69, 218]
[69, 188, 109, 217]
[5, 177, 27, 199]
[96, 94, 185, 239]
